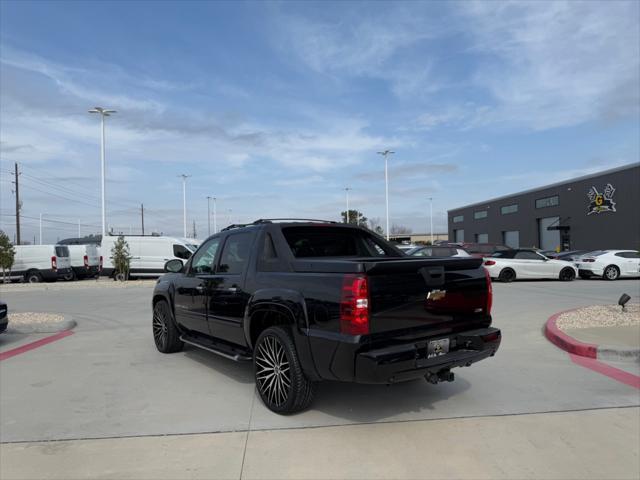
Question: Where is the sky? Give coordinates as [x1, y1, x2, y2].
[0, 0, 638, 243]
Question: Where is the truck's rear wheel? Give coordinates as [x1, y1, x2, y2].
[152, 300, 183, 353]
[254, 326, 315, 414]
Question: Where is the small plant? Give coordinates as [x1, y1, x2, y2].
[0, 230, 15, 283]
[111, 235, 131, 281]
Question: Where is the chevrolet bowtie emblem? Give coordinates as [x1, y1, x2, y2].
[427, 290, 446, 301]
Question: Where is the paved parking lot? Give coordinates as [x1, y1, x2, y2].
[1, 278, 639, 478]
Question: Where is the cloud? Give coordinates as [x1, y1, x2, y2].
[458, 1, 640, 129]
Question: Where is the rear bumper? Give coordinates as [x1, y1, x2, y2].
[578, 267, 602, 277]
[72, 265, 99, 277]
[355, 327, 501, 384]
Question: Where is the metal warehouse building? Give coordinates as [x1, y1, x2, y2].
[447, 163, 640, 252]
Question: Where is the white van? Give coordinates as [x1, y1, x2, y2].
[100, 235, 198, 278]
[64, 244, 101, 280]
[9, 245, 72, 283]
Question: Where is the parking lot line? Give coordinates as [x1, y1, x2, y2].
[569, 354, 640, 389]
[0, 330, 74, 362]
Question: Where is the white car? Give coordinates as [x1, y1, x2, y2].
[575, 250, 640, 280]
[483, 249, 577, 282]
[407, 246, 471, 258]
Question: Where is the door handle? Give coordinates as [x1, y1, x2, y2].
[195, 285, 205, 293]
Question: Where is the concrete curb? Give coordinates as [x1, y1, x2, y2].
[6, 315, 76, 335]
[544, 308, 640, 362]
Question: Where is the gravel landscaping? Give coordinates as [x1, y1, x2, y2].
[556, 304, 640, 331]
[6, 312, 76, 334]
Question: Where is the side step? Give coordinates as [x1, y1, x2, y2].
[180, 335, 252, 362]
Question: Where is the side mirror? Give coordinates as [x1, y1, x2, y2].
[164, 259, 184, 273]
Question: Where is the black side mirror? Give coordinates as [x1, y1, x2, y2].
[164, 259, 184, 273]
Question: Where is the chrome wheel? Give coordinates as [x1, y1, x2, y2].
[153, 305, 169, 349]
[255, 335, 291, 408]
[604, 266, 619, 280]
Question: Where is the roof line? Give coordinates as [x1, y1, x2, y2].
[448, 162, 640, 213]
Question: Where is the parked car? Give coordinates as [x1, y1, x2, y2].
[0, 301, 7, 334]
[152, 219, 500, 414]
[64, 244, 101, 280]
[407, 246, 471, 258]
[484, 249, 577, 282]
[8, 245, 72, 283]
[543, 250, 590, 262]
[458, 243, 512, 258]
[575, 250, 640, 280]
[101, 235, 199, 278]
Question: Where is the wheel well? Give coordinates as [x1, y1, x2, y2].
[249, 309, 294, 348]
[500, 267, 515, 275]
[153, 295, 168, 308]
[605, 264, 619, 272]
[25, 269, 39, 278]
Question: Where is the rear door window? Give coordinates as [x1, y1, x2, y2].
[173, 244, 192, 260]
[55, 246, 69, 257]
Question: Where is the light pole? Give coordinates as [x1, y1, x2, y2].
[178, 174, 191, 237]
[377, 150, 394, 240]
[207, 196, 212, 236]
[39, 213, 42, 245]
[429, 197, 434, 244]
[206, 196, 218, 236]
[89, 107, 116, 238]
[213, 197, 217, 233]
[344, 187, 351, 223]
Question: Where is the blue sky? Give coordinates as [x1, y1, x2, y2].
[1, 0, 638, 242]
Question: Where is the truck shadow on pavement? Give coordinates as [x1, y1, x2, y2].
[309, 377, 471, 423]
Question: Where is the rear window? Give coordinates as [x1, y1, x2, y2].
[55, 246, 69, 257]
[282, 227, 400, 258]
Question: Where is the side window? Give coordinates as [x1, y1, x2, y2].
[218, 233, 253, 274]
[173, 244, 192, 260]
[617, 251, 640, 259]
[515, 251, 540, 260]
[190, 238, 220, 274]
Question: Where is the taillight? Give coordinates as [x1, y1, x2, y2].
[485, 267, 493, 315]
[84, 255, 89, 268]
[583, 258, 595, 263]
[99, 256, 103, 271]
[51, 256, 57, 270]
[340, 275, 369, 335]
[484, 260, 496, 266]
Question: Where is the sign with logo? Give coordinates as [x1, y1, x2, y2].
[587, 183, 616, 215]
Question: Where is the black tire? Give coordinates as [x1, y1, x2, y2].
[498, 268, 516, 283]
[603, 265, 620, 281]
[559, 267, 576, 281]
[25, 270, 43, 283]
[115, 272, 127, 282]
[64, 270, 77, 281]
[152, 300, 184, 353]
[254, 326, 316, 414]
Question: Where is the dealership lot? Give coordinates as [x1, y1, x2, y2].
[1, 279, 639, 478]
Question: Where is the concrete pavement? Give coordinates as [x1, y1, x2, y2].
[1, 407, 638, 479]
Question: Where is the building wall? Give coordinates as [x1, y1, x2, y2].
[447, 164, 640, 251]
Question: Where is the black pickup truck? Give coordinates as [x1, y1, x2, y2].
[152, 219, 501, 414]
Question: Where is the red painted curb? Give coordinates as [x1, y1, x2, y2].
[570, 354, 640, 390]
[544, 308, 598, 358]
[0, 330, 74, 361]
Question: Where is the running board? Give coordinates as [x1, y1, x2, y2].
[180, 335, 252, 362]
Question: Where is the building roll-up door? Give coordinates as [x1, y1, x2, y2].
[454, 229, 464, 243]
[503, 231, 520, 249]
[538, 217, 560, 250]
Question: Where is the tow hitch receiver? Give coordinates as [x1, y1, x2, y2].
[425, 370, 455, 384]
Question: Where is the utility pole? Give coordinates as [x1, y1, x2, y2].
[429, 197, 434, 244]
[39, 213, 42, 245]
[178, 174, 190, 237]
[78, 219, 81, 237]
[192, 220, 196, 239]
[14, 162, 21, 245]
[206, 196, 212, 236]
[377, 150, 394, 240]
[213, 197, 217, 234]
[89, 107, 116, 239]
[141, 203, 145, 235]
[344, 187, 351, 224]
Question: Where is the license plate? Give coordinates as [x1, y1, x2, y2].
[427, 338, 450, 358]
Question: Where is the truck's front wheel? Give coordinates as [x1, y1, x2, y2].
[254, 326, 315, 414]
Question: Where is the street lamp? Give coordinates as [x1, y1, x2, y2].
[178, 174, 191, 237]
[88, 107, 116, 238]
[207, 196, 217, 236]
[377, 150, 394, 240]
[344, 187, 351, 223]
[429, 197, 435, 244]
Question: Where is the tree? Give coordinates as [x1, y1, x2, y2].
[368, 217, 384, 235]
[340, 210, 368, 227]
[390, 224, 412, 235]
[111, 235, 131, 281]
[0, 230, 15, 283]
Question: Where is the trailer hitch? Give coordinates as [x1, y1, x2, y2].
[425, 370, 455, 384]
